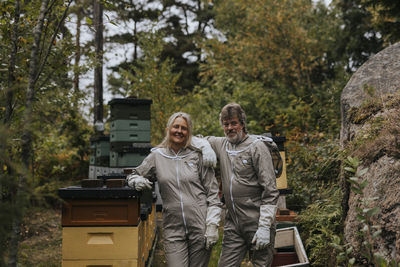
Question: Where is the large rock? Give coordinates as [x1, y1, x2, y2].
[341, 42, 400, 145]
[340, 42, 400, 262]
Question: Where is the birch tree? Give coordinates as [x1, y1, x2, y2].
[5, 0, 72, 265]
[93, 0, 104, 133]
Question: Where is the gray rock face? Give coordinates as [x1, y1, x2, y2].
[340, 42, 400, 145]
[340, 42, 400, 262]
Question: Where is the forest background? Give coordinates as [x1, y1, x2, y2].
[1, 0, 399, 266]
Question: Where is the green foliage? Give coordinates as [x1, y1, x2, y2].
[361, 0, 400, 44]
[297, 185, 343, 267]
[0, 129, 17, 264]
[0, 124, 30, 264]
[30, 110, 91, 206]
[284, 135, 344, 266]
[286, 136, 342, 210]
[0, 0, 90, 262]
[331, 0, 384, 71]
[106, 0, 215, 93]
[194, 0, 347, 138]
[186, 85, 229, 136]
[187, 77, 269, 136]
[331, 235, 356, 266]
[159, 0, 215, 92]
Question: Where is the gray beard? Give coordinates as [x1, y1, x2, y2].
[226, 130, 244, 144]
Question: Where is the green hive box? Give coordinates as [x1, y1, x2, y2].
[108, 98, 152, 121]
[109, 151, 148, 167]
[110, 130, 151, 143]
[110, 120, 151, 131]
[109, 144, 151, 167]
[96, 142, 110, 157]
[90, 135, 110, 166]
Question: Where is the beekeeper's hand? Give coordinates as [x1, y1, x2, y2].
[251, 227, 270, 250]
[251, 204, 277, 250]
[205, 224, 219, 250]
[127, 174, 152, 191]
[191, 136, 217, 168]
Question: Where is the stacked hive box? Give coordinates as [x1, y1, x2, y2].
[60, 98, 158, 267]
[269, 136, 308, 266]
[108, 98, 157, 266]
[270, 136, 297, 226]
[89, 135, 110, 179]
[59, 186, 145, 267]
[108, 98, 153, 169]
[60, 173, 157, 266]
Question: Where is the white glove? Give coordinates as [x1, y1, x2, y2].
[252, 227, 270, 250]
[251, 204, 277, 250]
[206, 206, 222, 226]
[191, 136, 217, 168]
[204, 206, 222, 249]
[126, 174, 152, 191]
[249, 134, 273, 143]
[205, 224, 219, 250]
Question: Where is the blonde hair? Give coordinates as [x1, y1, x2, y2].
[159, 112, 193, 148]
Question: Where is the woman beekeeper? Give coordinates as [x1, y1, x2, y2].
[126, 112, 222, 267]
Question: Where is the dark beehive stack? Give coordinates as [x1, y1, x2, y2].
[108, 98, 153, 169]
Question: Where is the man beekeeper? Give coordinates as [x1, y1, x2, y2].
[194, 102, 279, 267]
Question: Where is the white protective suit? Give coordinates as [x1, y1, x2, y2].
[129, 146, 222, 267]
[205, 135, 279, 267]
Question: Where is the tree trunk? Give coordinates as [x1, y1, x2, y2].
[8, 1, 49, 265]
[2, 0, 20, 197]
[74, 2, 82, 108]
[134, 20, 138, 60]
[93, 0, 104, 132]
[4, 0, 21, 125]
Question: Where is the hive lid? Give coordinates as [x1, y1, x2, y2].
[108, 98, 152, 106]
[58, 186, 139, 199]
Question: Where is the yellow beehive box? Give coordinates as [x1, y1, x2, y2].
[148, 209, 154, 246]
[62, 223, 143, 261]
[148, 205, 156, 243]
[276, 151, 288, 189]
[139, 220, 146, 267]
[148, 211, 154, 243]
[143, 219, 150, 261]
